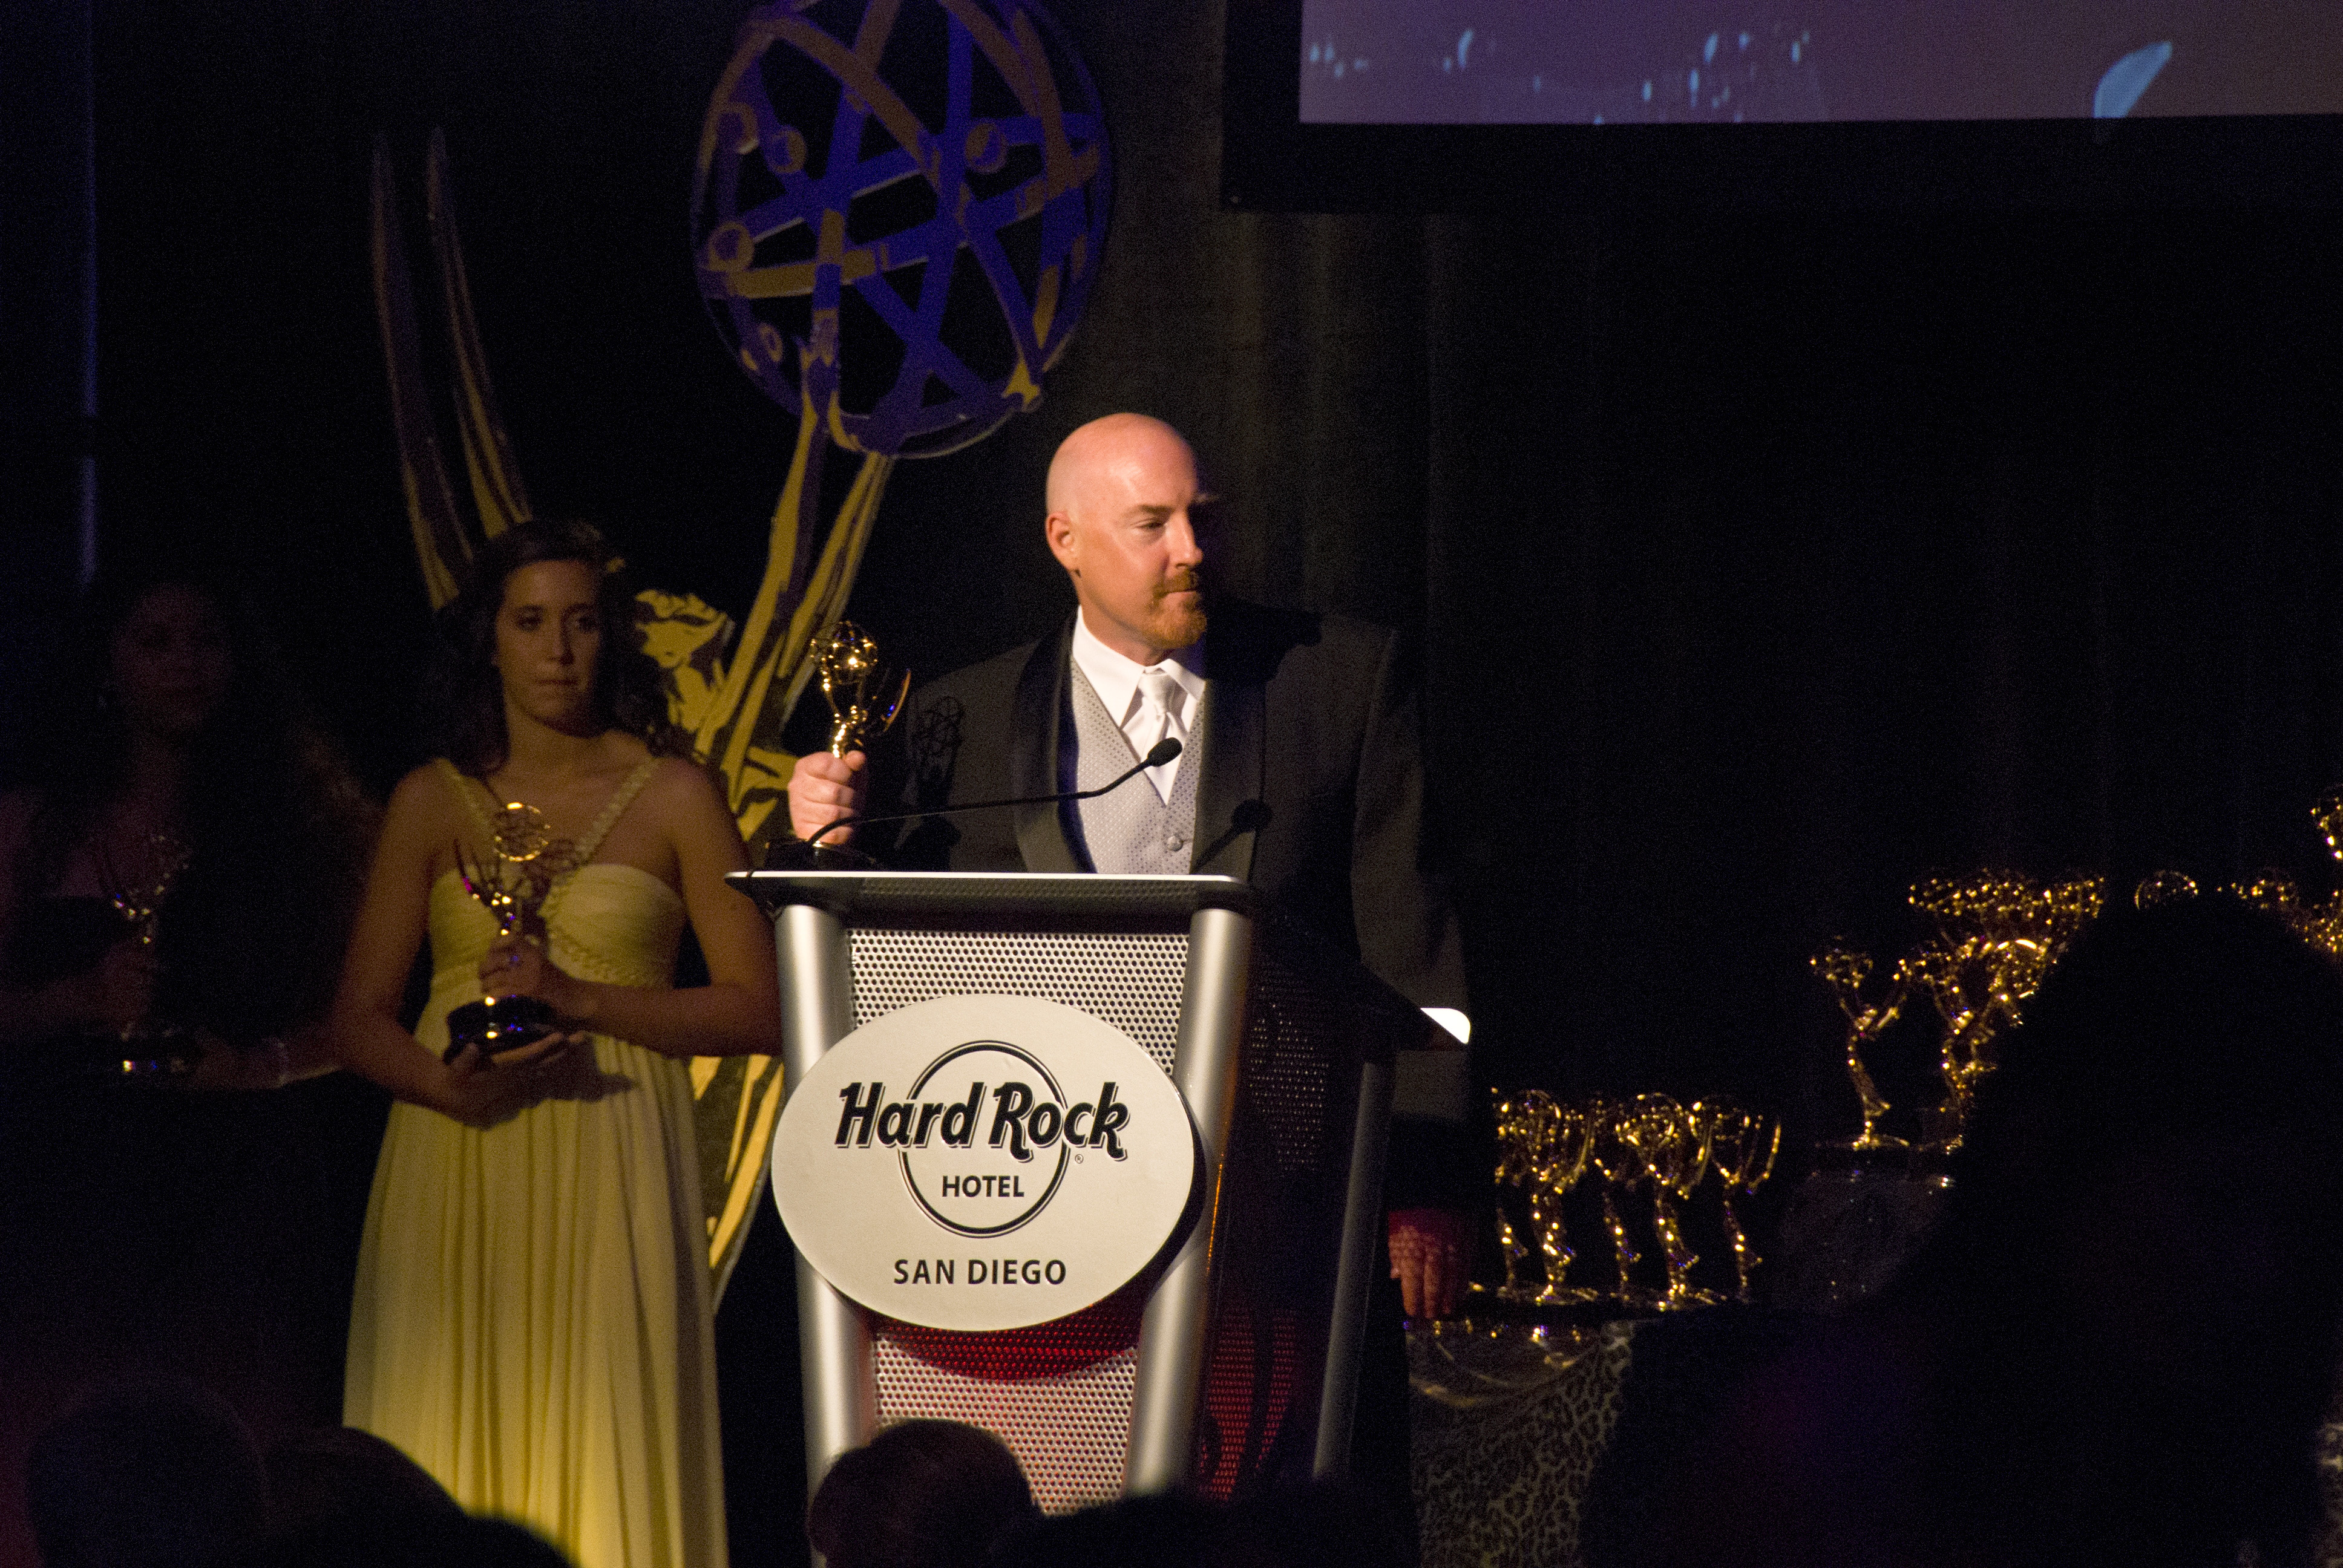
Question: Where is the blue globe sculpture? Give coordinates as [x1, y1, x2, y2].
[692, 0, 1110, 458]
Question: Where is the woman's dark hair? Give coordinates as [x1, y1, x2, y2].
[421, 519, 684, 776]
[807, 1419, 1038, 1568]
[10, 561, 376, 1042]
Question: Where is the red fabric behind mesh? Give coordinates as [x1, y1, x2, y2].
[876, 1280, 1147, 1382]
[1194, 1303, 1300, 1501]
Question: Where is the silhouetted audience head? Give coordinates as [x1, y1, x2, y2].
[807, 1419, 1038, 1568]
[261, 1426, 462, 1544]
[237, 1426, 578, 1568]
[25, 1380, 266, 1568]
[237, 1511, 573, 1568]
[441, 1517, 578, 1567]
[1916, 897, 2343, 1563]
[980, 1483, 1407, 1568]
[1650, 899, 2343, 1568]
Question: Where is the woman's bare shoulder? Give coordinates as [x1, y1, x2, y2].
[383, 762, 466, 838]
[632, 750, 712, 791]
[639, 754, 734, 817]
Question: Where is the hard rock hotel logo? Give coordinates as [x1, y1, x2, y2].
[773, 996, 1196, 1331]
[831, 1040, 1135, 1236]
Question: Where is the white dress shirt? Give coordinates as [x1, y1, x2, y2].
[1069, 609, 1206, 803]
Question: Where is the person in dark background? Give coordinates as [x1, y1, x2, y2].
[0, 563, 382, 1566]
[1595, 898, 2343, 1568]
[804, 1419, 1038, 1568]
[0, 563, 375, 1079]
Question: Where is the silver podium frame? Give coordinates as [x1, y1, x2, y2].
[732, 870, 1430, 1504]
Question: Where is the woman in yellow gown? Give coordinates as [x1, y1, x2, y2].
[332, 521, 781, 1568]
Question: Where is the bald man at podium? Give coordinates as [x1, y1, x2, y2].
[787, 414, 1476, 1330]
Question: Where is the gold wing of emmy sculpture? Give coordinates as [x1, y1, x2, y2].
[373, 134, 890, 1301]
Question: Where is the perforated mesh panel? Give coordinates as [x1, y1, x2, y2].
[1239, 950, 1336, 1174]
[850, 929, 1185, 1512]
[1198, 1307, 1302, 1499]
[849, 930, 1185, 1076]
[1190, 938, 1362, 1498]
[841, 923, 1382, 1509]
[871, 1339, 1138, 1514]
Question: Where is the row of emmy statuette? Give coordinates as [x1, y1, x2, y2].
[1815, 786, 2343, 1161]
[1484, 1091, 1782, 1313]
[1813, 871, 2106, 1157]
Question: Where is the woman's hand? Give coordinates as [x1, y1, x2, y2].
[437, 1029, 598, 1129]
[479, 933, 584, 1021]
[95, 941, 159, 1034]
[185, 1029, 263, 1091]
[42, 938, 157, 1037]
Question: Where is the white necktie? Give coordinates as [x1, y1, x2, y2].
[1136, 668, 1185, 801]
[1136, 668, 1185, 754]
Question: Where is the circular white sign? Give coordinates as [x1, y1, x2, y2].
[771, 995, 1197, 1331]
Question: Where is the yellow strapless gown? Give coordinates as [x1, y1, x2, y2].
[345, 760, 726, 1568]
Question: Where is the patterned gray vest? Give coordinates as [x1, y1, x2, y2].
[1064, 664, 1200, 875]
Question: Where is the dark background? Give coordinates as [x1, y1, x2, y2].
[7, 1, 2343, 1557]
[7, 0, 2343, 1144]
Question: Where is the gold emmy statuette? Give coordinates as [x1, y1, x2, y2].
[2256, 794, 2343, 957]
[813, 619, 908, 759]
[767, 621, 911, 870]
[100, 831, 196, 1074]
[1811, 942, 1911, 1152]
[2247, 801, 2343, 959]
[1489, 1092, 1541, 1300]
[1487, 1091, 1593, 1304]
[1527, 1096, 1596, 1304]
[2314, 788, 2343, 864]
[443, 801, 576, 1064]
[1907, 872, 2103, 1152]
[1700, 1100, 1781, 1303]
[2228, 870, 2299, 914]
[1623, 1094, 1718, 1311]
[103, 831, 192, 953]
[1584, 1100, 1648, 1307]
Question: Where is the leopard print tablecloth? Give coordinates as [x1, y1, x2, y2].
[1411, 1323, 1636, 1568]
[1415, 1316, 2343, 1568]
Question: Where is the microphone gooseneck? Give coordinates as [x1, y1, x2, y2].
[804, 737, 1182, 852]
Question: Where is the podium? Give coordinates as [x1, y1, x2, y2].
[733, 870, 1439, 1512]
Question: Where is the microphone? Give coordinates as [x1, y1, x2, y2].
[801, 737, 1182, 854]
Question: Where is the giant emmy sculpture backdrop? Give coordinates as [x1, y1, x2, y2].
[370, 0, 1110, 1294]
